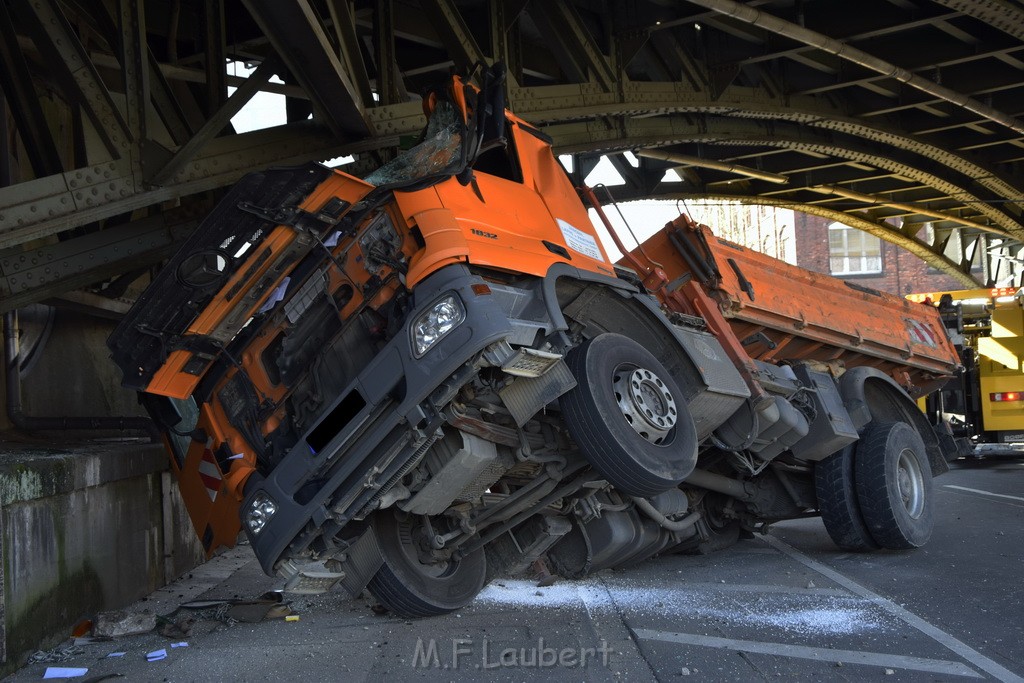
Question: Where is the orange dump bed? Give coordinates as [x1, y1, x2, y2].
[632, 219, 960, 396]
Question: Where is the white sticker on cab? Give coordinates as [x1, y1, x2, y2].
[556, 219, 605, 262]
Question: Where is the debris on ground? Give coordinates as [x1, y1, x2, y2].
[158, 615, 195, 639]
[71, 637, 111, 646]
[28, 645, 85, 664]
[178, 600, 228, 610]
[156, 596, 295, 638]
[70, 620, 92, 638]
[226, 600, 291, 623]
[532, 558, 557, 587]
[92, 610, 156, 638]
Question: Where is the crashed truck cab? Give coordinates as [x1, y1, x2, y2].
[108, 66, 634, 579]
[109, 63, 961, 613]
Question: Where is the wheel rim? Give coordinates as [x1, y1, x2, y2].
[612, 363, 678, 445]
[394, 516, 456, 578]
[896, 448, 925, 519]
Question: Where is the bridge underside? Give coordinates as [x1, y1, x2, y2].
[2, 0, 1024, 312]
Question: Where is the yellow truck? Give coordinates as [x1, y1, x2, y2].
[908, 287, 1024, 455]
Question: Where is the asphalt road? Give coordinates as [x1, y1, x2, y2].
[7, 459, 1023, 682]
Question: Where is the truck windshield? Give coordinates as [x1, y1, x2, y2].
[364, 100, 464, 187]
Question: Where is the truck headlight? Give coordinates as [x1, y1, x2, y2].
[412, 294, 465, 357]
[246, 492, 278, 535]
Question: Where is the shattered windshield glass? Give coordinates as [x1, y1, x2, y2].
[364, 100, 464, 187]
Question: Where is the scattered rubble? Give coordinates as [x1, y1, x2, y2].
[92, 611, 156, 638]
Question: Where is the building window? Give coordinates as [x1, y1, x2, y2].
[829, 223, 882, 275]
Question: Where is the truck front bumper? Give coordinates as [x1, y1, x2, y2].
[240, 264, 514, 575]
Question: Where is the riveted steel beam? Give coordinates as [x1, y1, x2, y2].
[0, 3, 63, 178]
[118, 0, 148, 144]
[242, 0, 371, 137]
[0, 121, 397, 250]
[686, 0, 1024, 139]
[373, 0, 403, 105]
[327, 0, 374, 109]
[739, 12, 968, 69]
[932, 0, 1024, 42]
[18, 0, 132, 160]
[658, 193, 983, 287]
[795, 46, 1024, 97]
[508, 83, 1021, 229]
[490, 0, 528, 86]
[204, 0, 227, 114]
[0, 0, 1022, 306]
[0, 206, 204, 314]
[806, 185, 995, 234]
[58, 0, 192, 146]
[532, 1, 616, 91]
[583, 177, 988, 285]
[544, 113, 1017, 236]
[421, 0, 486, 74]
[149, 55, 281, 185]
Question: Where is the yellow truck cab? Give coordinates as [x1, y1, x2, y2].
[910, 287, 1024, 454]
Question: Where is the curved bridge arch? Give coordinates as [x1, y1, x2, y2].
[3, 0, 1024, 311]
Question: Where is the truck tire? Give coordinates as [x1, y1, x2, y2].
[366, 510, 486, 617]
[562, 333, 698, 498]
[815, 446, 879, 552]
[854, 421, 933, 549]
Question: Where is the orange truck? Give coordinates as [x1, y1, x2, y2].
[108, 65, 960, 616]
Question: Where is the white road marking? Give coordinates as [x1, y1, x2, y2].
[633, 629, 983, 678]
[764, 535, 1024, 683]
[578, 580, 657, 683]
[944, 484, 1024, 503]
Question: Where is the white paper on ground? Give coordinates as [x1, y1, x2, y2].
[43, 667, 88, 679]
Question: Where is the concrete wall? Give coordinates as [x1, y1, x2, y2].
[0, 441, 204, 672]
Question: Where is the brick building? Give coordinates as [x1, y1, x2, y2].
[793, 212, 973, 297]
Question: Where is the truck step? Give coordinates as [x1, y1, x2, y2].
[502, 347, 563, 377]
[283, 570, 346, 595]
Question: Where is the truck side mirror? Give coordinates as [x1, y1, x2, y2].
[476, 62, 507, 155]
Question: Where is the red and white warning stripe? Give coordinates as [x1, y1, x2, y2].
[905, 319, 939, 348]
[198, 449, 223, 502]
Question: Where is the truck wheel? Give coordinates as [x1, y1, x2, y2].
[815, 445, 878, 552]
[366, 510, 486, 617]
[562, 333, 698, 498]
[855, 421, 933, 549]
